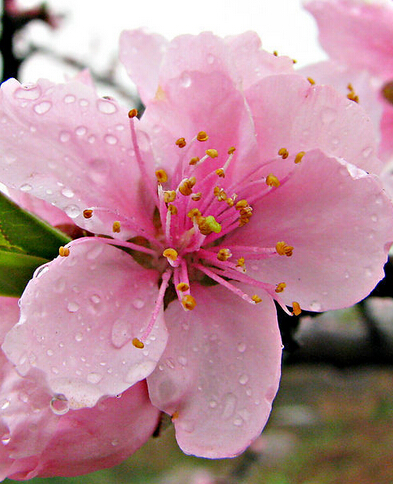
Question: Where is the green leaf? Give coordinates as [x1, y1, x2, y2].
[0, 250, 48, 297]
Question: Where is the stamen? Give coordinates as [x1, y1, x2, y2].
[188, 208, 202, 219]
[179, 177, 196, 196]
[275, 282, 287, 293]
[347, 83, 359, 103]
[132, 338, 145, 349]
[128, 108, 138, 118]
[176, 282, 190, 292]
[163, 248, 178, 261]
[191, 192, 202, 201]
[164, 190, 176, 203]
[59, 246, 70, 257]
[155, 169, 168, 183]
[112, 221, 121, 233]
[206, 149, 218, 158]
[294, 151, 305, 164]
[236, 257, 246, 272]
[276, 241, 294, 257]
[278, 148, 289, 159]
[215, 168, 225, 178]
[214, 186, 227, 201]
[176, 137, 187, 148]
[168, 204, 178, 215]
[252, 295, 262, 304]
[83, 209, 93, 219]
[217, 248, 232, 261]
[197, 215, 222, 235]
[307, 77, 316, 85]
[266, 174, 280, 187]
[197, 131, 209, 142]
[189, 157, 200, 165]
[292, 301, 302, 316]
[182, 294, 196, 310]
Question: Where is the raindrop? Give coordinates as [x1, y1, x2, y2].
[309, 301, 322, 312]
[1, 433, 11, 445]
[50, 394, 70, 415]
[178, 356, 187, 366]
[237, 342, 247, 353]
[180, 72, 192, 88]
[59, 131, 71, 142]
[233, 417, 243, 427]
[51, 367, 59, 374]
[75, 332, 83, 342]
[115, 124, 124, 131]
[79, 99, 89, 107]
[64, 204, 80, 219]
[111, 439, 119, 446]
[371, 214, 378, 223]
[344, 271, 350, 279]
[97, 99, 118, 114]
[0, 399, 10, 410]
[46, 349, 54, 356]
[61, 187, 74, 198]
[14, 84, 41, 100]
[20, 183, 32, 192]
[30, 126, 37, 133]
[362, 146, 373, 159]
[34, 264, 49, 278]
[67, 301, 79, 313]
[111, 319, 132, 348]
[90, 294, 101, 304]
[221, 393, 237, 420]
[87, 372, 102, 384]
[64, 95, 76, 104]
[132, 298, 145, 309]
[34, 101, 52, 114]
[104, 134, 118, 145]
[238, 374, 249, 385]
[209, 400, 218, 408]
[88, 135, 96, 144]
[75, 126, 87, 136]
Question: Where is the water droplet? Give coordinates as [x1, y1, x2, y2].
[75, 126, 87, 136]
[59, 131, 71, 142]
[344, 271, 350, 279]
[14, 84, 41, 100]
[87, 372, 102, 384]
[46, 349, 54, 356]
[1, 433, 11, 445]
[209, 399, 218, 408]
[34, 264, 50, 278]
[132, 298, 145, 309]
[97, 99, 118, 114]
[166, 358, 175, 369]
[75, 332, 83, 342]
[321, 107, 336, 124]
[50, 394, 70, 415]
[233, 417, 243, 427]
[64, 94, 76, 104]
[0, 399, 10, 410]
[371, 214, 378, 223]
[51, 366, 59, 374]
[221, 393, 237, 420]
[20, 183, 32, 192]
[79, 99, 89, 107]
[34, 101, 52, 114]
[111, 439, 119, 446]
[180, 72, 192, 88]
[104, 134, 118, 145]
[178, 356, 187, 366]
[64, 204, 80, 218]
[19, 392, 29, 403]
[88, 135, 96, 144]
[90, 294, 101, 304]
[309, 301, 322, 312]
[61, 187, 74, 198]
[111, 319, 132, 348]
[362, 146, 373, 159]
[67, 302, 79, 313]
[237, 342, 247, 353]
[238, 374, 249, 385]
[30, 126, 37, 133]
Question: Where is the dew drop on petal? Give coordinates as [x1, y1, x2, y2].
[50, 394, 70, 415]
[362, 146, 373, 159]
[79, 99, 89, 107]
[177, 356, 187, 366]
[64, 94, 76, 104]
[46, 349, 54, 356]
[88, 135, 96, 144]
[238, 374, 249, 385]
[59, 131, 71, 142]
[0, 399, 10, 410]
[237, 342, 247, 353]
[180, 72, 192, 88]
[233, 417, 243, 427]
[209, 399, 218, 408]
[1, 433, 11, 445]
[87, 372, 102, 384]
[64, 204, 80, 218]
[309, 301, 322, 312]
[104, 134, 118, 145]
[20, 183, 32, 192]
[97, 99, 118, 114]
[67, 301, 79, 313]
[221, 393, 237, 420]
[111, 439, 119, 446]
[14, 84, 41, 100]
[34, 101, 52, 114]
[75, 332, 83, 342]
[75, 126, 87, 136]
[61, 187, 74, 198]
[207, 53, 215, 64]
[90, 294, 101, 304]
[132, 297, 145, 309]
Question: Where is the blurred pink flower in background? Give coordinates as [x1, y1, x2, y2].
[0, 28, 392, 476]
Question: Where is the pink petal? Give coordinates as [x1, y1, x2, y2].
[2, 240, 168, 409]
[245, 74, 382, 174]
[229, 150, 393, 311]
[0, 78, 154, 238]
[0, 297, 20, 343]
[147, 283, 282, 458]
[305, 0, 393, 78]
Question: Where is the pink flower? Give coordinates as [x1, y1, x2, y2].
[0, 30, 392, 462]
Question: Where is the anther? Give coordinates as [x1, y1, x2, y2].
[163, 248, 178, 261]
[273, 50, 278, 56]
[235, 199, 249, 210]
[164, 190, 176, 203]
[191, 192, 202, 201]
[228, 146, 236, 154]
[347, 83, 359, 103]
[236, 257, 246, 271]
[132, 337, 145, 349]
[214, 187, 227, 201]
[217, 248, 232, 261]
[197, 131, 209, 142]
[128, 108, 138, 118]
[189, 157, 200, 165]
[172, 411, 179, 420]
[179, 177, 196, 196]
[198, 215, 222, 235]
[177, 282, 190, 292]
[176, 137, 187, 148]
[168, 204, 178, 215]
[182, 294, 196, 310]
[276, 241, 293, 257]
[112, 221, 121, 233]
[275, 282, 287, 293]
[155, 169, 168, 183]
[278, 148, 289, 159]
[83, 209, 93, 219]
[215, 168, 225, 178]
[294, 151, 305, 164]
[59, 246, 70, 257]
[188, 208, 201, 219]
[266, 174, 280, 187]
[307, 77, 316, 85]
[252, 295, 262, 304]
[292, 301, 302, 316]
[206, 149, 218, 158]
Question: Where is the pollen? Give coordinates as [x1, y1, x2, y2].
[168, 204, 178, 215]
[83, 209, 93, 219]
[252, 295, 262, 304]
[188, 208, 201, 219]
[217, 248, 232, 261]
[294, 151, 305, 164]
[292, 301, 302, 316]
[177, 282, 190, 292]
[128, 108, 138, 118]
[226, 197, 235, 207]
[164, 190, 176, 203]
[266, 174, 280, 187]
[59, 246, 70, 257]
[155, 169, 168, 183]
[275, 282, 287, 293]
[206, 149, 218, 158]
[197, 131, 209, 142]
[228, 146, 236, 154]
[179, 177, 196, 196]
[235, 199, 249, 210]
[182, 294, 196, 310]
[236, 257, 246, 271]
[215, 168, 225, 178]
[198, 215, 222, 235]
[276, 241, 294, 257]
[163, 248, 178, 261]
[132, 338, 145, 349]
[214, 186, 227, 201]
[278, 148, 289, 159]
[307, 77, 316, 85]
[191, 192, 202, 201]
[189, 156, 200, 165]
[112, 221, 121, 233]
[176, 137, 187, 148]
[347, 83, 359, 103]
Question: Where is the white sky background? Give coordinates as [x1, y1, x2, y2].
[5, 0, 327, 100]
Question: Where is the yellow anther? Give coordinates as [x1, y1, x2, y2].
[198, 215, 222, 235]
[59, 246, 70, 257]
[217, 248, 232, 261]
[226, 198, 234, 207]
[252, 295, 262, 304]
[292, 301, 302, 316]
[275, 282, 287, 293]
[188, 208, 201, 219]
[163, 248, 178, 261]
[189, 156, 200, 165]
[206, 149, 218, 158]
[197, 131, 209, 142]
[176, 282, 190, 292]
[112, 221, 121, 233]
[215, 168, 225, 178]
[273, 50, 278, 56]
[168, 204, 178, 215]
[155, 169, 168, 183]
[382, 81, 393, 105]
[236, 257, 246, 269]
[235, 199, 249, 210]
[347, 83, 359, 103]
[214, 186, 227, 201]
[276, 241, 294, 257]
[228, 146, 236, 154]
[163, 190, 176, 203]
[278, 148, 289, 159]
[176, 137, 186, 148]
[294, 151, 305, 164]
[132, 337, 145, 349]
[307, 77, 316, 85]
[83, 209, 93, 219]
[128, 108, 138, 118]
[266, 174, 280, 187]
[182, 294, 196, 310]
[179, 177, 196, 196]
[191, 192, 202, 201]
[292, 58, 297, 64]
[172, 411, 179, 420]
